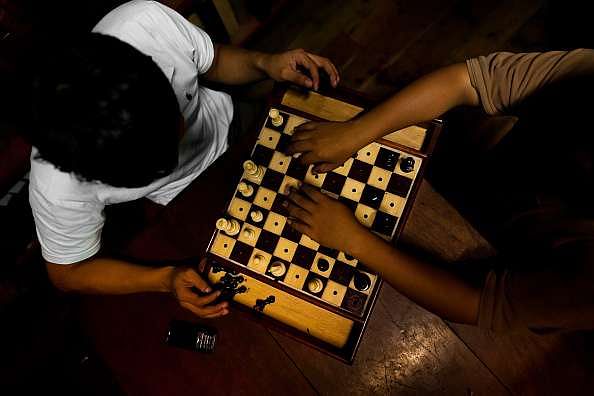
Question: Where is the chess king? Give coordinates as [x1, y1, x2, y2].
[25, 0, 338, 318]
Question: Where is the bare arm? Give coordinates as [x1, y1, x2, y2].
[285, 186, 480, 324]
[46, 257, 229, 318]
[204, 45, 339, 89]
[287, 63, 479, 172]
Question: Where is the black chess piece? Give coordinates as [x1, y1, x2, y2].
[399, 157, 415, 173]
[317, 258, 330, 272]
[353, 272, 371, 291]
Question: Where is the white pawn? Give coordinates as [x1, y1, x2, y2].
[216, 218, 240, 236]
[269, 108, 284, 127]
[243, 160, 264, 183]
[242, 227, 255, 241]
[269, 261, 286, 277]
[250, 210, 264, 223]
[238, 182, 254, 197]
[307, 278, 324, 293]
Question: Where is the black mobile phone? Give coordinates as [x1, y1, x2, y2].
[165, 320, 217, 353]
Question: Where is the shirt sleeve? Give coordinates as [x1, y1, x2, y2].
[478, 240, 594, 333]
[30, 184, 105, 265]
[466, 49, 594, 116]
[92, 0, 215, 74]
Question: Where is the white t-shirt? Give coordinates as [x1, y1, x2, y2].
[29, 0, 233, 264]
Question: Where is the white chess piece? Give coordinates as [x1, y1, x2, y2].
[250, 210, 264, 223]
[243, 160, 264, 183]
[238, 182, 254, 197]
[253, 254, 264, 266]
[269, 108, 284, 127]
[307, 277, 323, 293]
[216, 218, 240, 236]
[269, 261, 286, 277]
[242, 227, 255, 240]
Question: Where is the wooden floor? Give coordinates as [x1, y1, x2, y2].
[78, 0, 594, 395]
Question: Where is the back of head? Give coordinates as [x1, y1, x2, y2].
[29, 33, 181, 188]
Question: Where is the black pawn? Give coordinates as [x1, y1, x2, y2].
[400, 157, 415, 173]
[353, 272, 371, 291]
[317, 258, 330, 272]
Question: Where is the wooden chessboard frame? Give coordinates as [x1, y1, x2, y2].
[203, 84, 442, 363]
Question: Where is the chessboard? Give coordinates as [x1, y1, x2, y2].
[204, 86, 441, 362]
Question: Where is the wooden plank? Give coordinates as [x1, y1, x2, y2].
[272, 284, 509, 395]
[448, 324, 594, 396]
[80, 293, 317, 396]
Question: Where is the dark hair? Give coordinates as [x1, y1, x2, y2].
[29, 33, 181, 188]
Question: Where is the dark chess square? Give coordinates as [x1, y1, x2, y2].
[246, 207, 269, 227]
[347, 159, 373, 183]
[286, 160, 309, 180]
[271, 194, 289, 216]
[281, 222, 302, 242]
[276, 133, 292, 153]
[321, 172, 347, 195]
[341, 288, 367, 315]
[293, 245, 317, 269]
[372, 211, 398, 236]
[252, 144, 274, 167]
[375, 147, 399, 171]
[387, 174, 412, 197]
[256, 229, 280, 252]
[230, 241, 254, 265]
[360, 185, 384, 209]
[330, 261, 355, 285]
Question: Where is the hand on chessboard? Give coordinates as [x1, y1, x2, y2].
[260, 48, 339, 90]
[284, 185, 366, 254]
[286, 120, 366, 173]
[168, 264, 229, 319]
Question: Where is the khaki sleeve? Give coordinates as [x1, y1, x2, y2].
[478, 241, 594, 333]
[466, 49, 594, 116]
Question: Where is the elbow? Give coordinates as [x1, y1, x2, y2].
[45, 261, 80, 292]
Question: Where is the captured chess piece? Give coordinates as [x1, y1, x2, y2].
[269, 108, 284, 127]
[243, 160, 264, 183]
[216, 218, 240, 236]
[250, 209, 264, 223]
[399, 156, 415, 173]
[238, 182, 254, 197]
[269, 261, 287, 278]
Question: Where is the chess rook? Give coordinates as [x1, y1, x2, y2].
[216, 218, 240, 236]
[269, 108, 284, 127]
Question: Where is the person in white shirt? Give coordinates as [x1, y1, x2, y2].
[28, 0, 339, 319]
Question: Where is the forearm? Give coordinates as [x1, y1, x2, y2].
[348, 229, 480, 324]
[204, 44, 268, 85]
[350, 63, 480, 147]
[47, 257, 175, 295]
